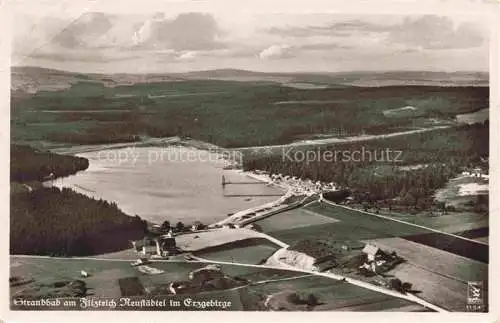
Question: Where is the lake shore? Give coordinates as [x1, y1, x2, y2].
[48, 140, 284, 225]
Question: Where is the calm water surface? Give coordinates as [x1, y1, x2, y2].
[53, 146, 282, 224]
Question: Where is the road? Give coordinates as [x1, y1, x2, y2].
[12, 185, 455, 312]
[320, 199, 488, 246]
[237, 125, 451, 152]
[190, 251, 447, 312]
[12, 243, 446, 312]
[50, 136, 181, 155]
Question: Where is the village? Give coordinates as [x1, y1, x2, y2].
[117, 169, 428, 300]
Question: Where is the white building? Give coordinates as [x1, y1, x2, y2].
[362, 244, 381, 262]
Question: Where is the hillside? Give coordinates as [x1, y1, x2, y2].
[10, 186, 147, 256]
[11, 67, 489, 94]
[11, 144, 89, 182]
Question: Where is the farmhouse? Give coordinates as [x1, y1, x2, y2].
[142, 238, 160, 256]
[288, 240, 338, 272]
[362, 244, 382, 261]
[357, 245, 405, 276]
[136, 234, 178, 257]
[191, 221, 205, 231]
[158, 236, 177, 255]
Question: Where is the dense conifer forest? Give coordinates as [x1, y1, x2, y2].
[11, 145, 89, 182]
[10, 187, 147, 256]
[10, 146, 147, 256]
[243, 123, 488, 211]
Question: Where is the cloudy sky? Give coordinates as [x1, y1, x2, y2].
[11, 1, 492, 73]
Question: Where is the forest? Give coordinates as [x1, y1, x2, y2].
[243, 123, 489, 212]
[11, 80, 488, 148]
[11, 144, 89, 182]
[10, 187, 147, 256]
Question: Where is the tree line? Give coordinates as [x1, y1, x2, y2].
[11, 144, 89, 182]
[243, 124, 488, 212]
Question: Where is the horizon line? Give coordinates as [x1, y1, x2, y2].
[11, 65, 490, 76]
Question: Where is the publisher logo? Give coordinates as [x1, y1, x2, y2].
[466, 281, 485, 312]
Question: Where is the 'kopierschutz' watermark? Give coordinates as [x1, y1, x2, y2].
[282, 146, 403, 163]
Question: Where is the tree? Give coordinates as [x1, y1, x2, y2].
[175, 221, 185, 232]
[402, 282, 413, 292]
[161, 220, 171, 232]
[389, 278, 404, 293]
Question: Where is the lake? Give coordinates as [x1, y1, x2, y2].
[52, 146, 283, 225]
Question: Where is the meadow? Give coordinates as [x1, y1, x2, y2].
[260, 202, 488, 263]
[264, 203, 425, 245]
[193, 243, 278, 265]
[246, 275, 429, 311]
[253, 207, 339, 232]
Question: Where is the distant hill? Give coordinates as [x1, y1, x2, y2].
[11, 66, 489, 94]
[175, 69, 489, 87]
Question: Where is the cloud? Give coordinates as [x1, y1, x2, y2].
[300, 43, 350, 51]
[13, 12, 488, 73]
[14, 11, 230, 65]
[22, 12, 225, 52]
[176, 51, 197, 61]
[25, 48, 139, 63]
[266, 16, 485, 50]
[387, 16, 484, 50]
[265, 20, 392, 38]
[52, 12, 114, 48]
[258, 45, 294, 60]
[140, 12, 225, 51]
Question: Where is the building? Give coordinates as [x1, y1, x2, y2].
[142, 238, 161, 256]
[472, 167, 483, 177]
[139, 234, 177, 257]
[191, 221, 205, 231]
[158, 235, 177, 256]
[362, 244, 382, 262]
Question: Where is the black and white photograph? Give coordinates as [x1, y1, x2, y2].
[2, 0, 498, 318]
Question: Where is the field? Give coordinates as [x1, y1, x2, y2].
[11, 69, 488, 148]
[263, 202, 427, 246]
[303, 203, 488, 262]
[194, 243, 278, 264]
[247, 275, 430, 311]
[254, 207, 339, 232]
[10, 257, 138, 298]
[435, 174, 489, 208]
[10, 254, 434, 311]
[10, 256, 302, 300]
[13, 255, 423, 311]
[258, 202, 488, 310]
[365, 238, 487, 282]
[306, 201, 486, 237]
[258, 200, 488, 309]
[379, 211, 488, 241]
[175, 228, 276, 252]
